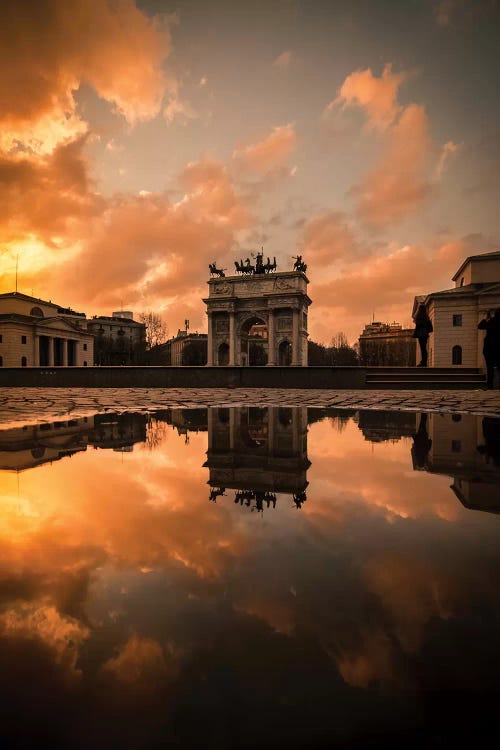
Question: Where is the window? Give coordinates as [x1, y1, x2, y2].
[21, 335, 27, 344]
[451, 440, 462, 453]
[0, 334, 2, 343]
[83, 343, 87, 351]
[0, 355, 2, 367]
[21, 356, 27, 366]
[83, 361, 88, 367]
[452, 345, 462, 365]
[452, 314, 462, 327]
[30, 307, 44, 317]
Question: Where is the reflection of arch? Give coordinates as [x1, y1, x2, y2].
[278, 340, 292, 366]
[452, 345, 462, 365]
[30, 307, 44, 317]
[31, 446, 46, 459]
[218, 342, 229, 366]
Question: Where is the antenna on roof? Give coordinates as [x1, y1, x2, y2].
[15, 254, 19, 293]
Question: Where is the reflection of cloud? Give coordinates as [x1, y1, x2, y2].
[0, 601, 89, 674]
[102, 634, 169, 691]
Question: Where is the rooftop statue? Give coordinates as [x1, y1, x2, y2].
[234, 251, 277, 275]
[209, 262, 226, 278]
[292, 255, 307, 273]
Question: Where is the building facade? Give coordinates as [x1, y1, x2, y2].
[204, 271, 311, 366]
[358, 321, 416, 366]
[87, 311, 145, 365]
[413, 250, 500, 368]
[0, 292, 93, 367]
[156, 330, 208, 365]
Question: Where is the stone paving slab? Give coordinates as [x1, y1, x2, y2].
[0, 387, 499, 428]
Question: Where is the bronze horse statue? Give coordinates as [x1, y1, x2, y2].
[209, 262, 226, 278]
[234, 254, 277, 274]
[292, 255, 307, 273]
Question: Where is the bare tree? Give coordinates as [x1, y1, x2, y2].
[139, 311, 168, 349]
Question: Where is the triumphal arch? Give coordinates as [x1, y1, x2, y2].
[204, 253, 311, 366]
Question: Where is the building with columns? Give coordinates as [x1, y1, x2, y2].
[204, 271, 311, 366]
[0, 292, 93, 367]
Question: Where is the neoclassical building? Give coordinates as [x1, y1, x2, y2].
[0, 292, 93, 367]
[413, 250, 500, 367]
[204, 271, 311, 366]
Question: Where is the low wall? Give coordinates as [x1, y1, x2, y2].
[0, 366, 366, 389]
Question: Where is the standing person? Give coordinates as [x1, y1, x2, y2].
[413, 303, 433, 367]
[478, 309, 500, 389]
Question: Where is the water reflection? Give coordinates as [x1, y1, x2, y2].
[0, 406, 499, 747]
[205, 406, 310, 511]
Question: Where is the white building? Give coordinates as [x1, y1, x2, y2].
[0, 292, 93, 367]
[413, 250, 500, 367]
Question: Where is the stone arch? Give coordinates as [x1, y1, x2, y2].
[239, 314, 268, 366]
[218, 342, 229, 366]
[30, 306, 44, 317]
[278, 339, 292, 366]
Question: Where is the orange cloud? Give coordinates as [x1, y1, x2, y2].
[309, 237, 488, 342]
[0, 0, 173, 153]
[301, 211, 361, 264]
[326, 64, 411, 131]
[351, 103, 432, 228]
[232, 124, 296, 175]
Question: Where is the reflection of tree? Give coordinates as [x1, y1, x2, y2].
[144, 418, 169, 451]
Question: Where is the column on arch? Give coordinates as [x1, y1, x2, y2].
[267, 309, 276, 366]
[292, 308, 300, 365]
[229, 311, 235, 366]
[48, 337, 54, 366]
[207, 312, 214, 366]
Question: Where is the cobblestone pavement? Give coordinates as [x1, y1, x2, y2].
[0, 387, 499, 427]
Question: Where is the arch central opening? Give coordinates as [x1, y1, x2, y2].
[240, 316, 268, 366]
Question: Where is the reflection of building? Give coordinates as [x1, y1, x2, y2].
[204, 271, 311, 366]
[0, 414, 148, 471]
[420, 412, 500, 514]
[87, 312, 145, 366]
[0, 292, 93, 367]
[358, 321, 416, 366]
[204, 406, 310, 510]
[357, 410, 416, 443]
[0, 418, 92, 471]
[413, 250, 500, 367]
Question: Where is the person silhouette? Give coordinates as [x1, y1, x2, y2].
[477, 416, 500, 466]
[413, 303, 433, 367]
[411, 413, 432, 470]
[478, 309, 500, 389]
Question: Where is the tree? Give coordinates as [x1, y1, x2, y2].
[330, 331, 359, 366]
[139, 311, 168, 349]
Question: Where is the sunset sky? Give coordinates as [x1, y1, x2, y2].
[0, 0, 499, 343]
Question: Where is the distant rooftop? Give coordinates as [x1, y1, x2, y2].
[0, 291, 86, 317]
